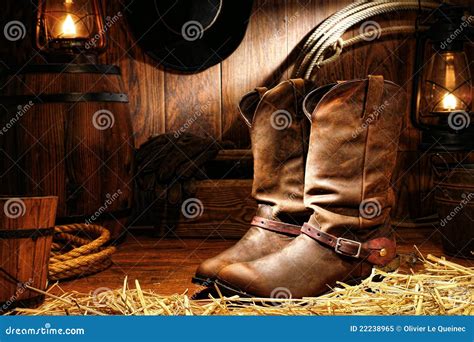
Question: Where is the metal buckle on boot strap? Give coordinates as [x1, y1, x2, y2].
[335, 237, 362, 258]
[301, 223, 364, 259]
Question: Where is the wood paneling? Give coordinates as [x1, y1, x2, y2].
[101, 0, 166, 147]
[221, 0, 288, 146]
[164, 67, 221, 139]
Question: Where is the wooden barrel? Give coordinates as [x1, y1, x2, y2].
[434, 163, 474, 259]
[0, 196, 57, 310]
[0, 64, 134, 241]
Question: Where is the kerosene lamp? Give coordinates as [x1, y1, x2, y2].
[411, 4, 473, 151]
[36, 0, 106, 62]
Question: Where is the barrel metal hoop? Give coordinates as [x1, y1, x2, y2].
[0, 227, 54, 239]
[5, 64, 121, 75]
[0, 92, 129, 104]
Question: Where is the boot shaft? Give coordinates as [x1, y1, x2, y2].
[239, 79, 316, 218]
[303, 76, 406, 238]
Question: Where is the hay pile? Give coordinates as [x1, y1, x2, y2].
[11, 254, 473, 316]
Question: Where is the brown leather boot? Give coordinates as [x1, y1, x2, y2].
[216, 76, 405, 298]
[193, 79, 317, 286]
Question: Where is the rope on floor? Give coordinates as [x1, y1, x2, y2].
[49, 224, 116, 281]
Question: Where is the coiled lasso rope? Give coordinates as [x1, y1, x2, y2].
[49, 224, 116, 281]
[292, 0, 443, 79]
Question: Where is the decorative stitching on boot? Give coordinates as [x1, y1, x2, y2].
[251, 216, 302, 236]
[301, 223, 396, 266]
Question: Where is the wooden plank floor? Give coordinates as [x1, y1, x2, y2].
[53, 228, 473, 297]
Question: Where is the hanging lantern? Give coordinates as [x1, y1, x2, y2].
[36, 0, 106, 61]
[411, 4, 473, 151]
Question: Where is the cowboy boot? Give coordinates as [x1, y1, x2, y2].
[216, 76, 405, 298]
[193, 79, 317, 286]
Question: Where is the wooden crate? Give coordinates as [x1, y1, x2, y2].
[160, 179, 255, 239]
[132, 149, 256, 239]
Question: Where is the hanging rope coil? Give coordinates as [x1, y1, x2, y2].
[316, 25, 430, 68]
[49, 224, 116, 281]
[293, 0, 442, 79]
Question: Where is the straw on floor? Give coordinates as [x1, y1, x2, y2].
[11, 253, 473, 316]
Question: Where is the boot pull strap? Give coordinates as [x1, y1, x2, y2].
[251, 216, 301, 236]
[362, 75, 385, 120]
[301, 223, 396, 266]
[238, 87, 268, 128]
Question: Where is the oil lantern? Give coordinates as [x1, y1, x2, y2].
[411, 4, 473, 151]
[36, 0, 106, 62]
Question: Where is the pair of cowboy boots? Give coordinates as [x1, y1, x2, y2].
[194, 76, 405, 298]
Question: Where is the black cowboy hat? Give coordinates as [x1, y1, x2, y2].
[126, 0, 254, 73]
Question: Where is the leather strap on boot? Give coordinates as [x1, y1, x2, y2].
[251, 216, 301, 236]
[301, 223, 396, 266]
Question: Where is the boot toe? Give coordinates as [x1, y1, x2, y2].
[194, 257, 232, 284]
[217, 262, 266, 297]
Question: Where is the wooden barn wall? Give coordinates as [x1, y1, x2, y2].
[0, 0, 473, 221]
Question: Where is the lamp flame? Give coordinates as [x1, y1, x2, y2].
[442, 93, 458, 111]
[61, 14, 76, 38]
